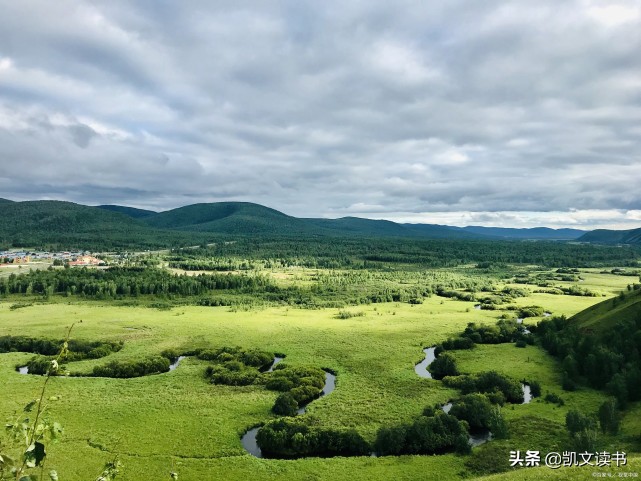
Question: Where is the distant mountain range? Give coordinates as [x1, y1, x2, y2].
[0, 198, 638, 248]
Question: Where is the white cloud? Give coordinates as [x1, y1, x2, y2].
[0, 1, 639, 229]
[586, 3, 641, 27]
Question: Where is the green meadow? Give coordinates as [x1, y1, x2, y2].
[1, 267, 639, 480]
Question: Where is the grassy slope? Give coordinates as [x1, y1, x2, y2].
[0, 270, 635, 480]
[569, 287, 641, 331]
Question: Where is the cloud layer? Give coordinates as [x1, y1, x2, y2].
[1, 1, 640, 228]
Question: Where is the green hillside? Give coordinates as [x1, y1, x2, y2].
[96, 204, 157, 219]
[305, 216, 436, 237]
[579, 227, 641, 244]
[0, 198, 14, 203]
[570, 286, 641, 332]
[144, 202, 318, 235]
[0, 201, 208, 250]
[459, 226, 585, 240]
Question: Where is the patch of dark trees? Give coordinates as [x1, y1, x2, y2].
[0, 267, 272, 299]
[537, 313, 641, 407]
[1, 335, 123, 375]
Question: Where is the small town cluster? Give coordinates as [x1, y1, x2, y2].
[0, 250, 105, 266]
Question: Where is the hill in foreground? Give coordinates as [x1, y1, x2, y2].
[570, 285, 641, 332]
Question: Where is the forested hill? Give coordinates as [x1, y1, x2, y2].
[96, 204, 157, 219]
[579, 227, 641, 245]
[1, 198, 640, 249]
[0, 198, 14, 203]
[0, 200, 212, 250]
[538, 286, 641, 406]
[144, 202, 316, 235]
[456, 226, 585, 240]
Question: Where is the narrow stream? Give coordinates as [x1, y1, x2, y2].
[266, 356, 284, 372]
[414, 347, 436, 379]
[522, 383, 532, 404]
[169, 356, 186, 371]
[242, 370, 336, 458]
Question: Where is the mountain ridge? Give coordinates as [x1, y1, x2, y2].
[2, 199, 640, 247]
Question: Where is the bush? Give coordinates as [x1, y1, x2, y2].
[207, 364, 259, 386]
[528, 380, 542, 398]
[566, 410, 596, 434]
[448, 394, 495, 431]
[91, 356, 170, 378]
[598, 399, 620, 435]
[257, 418, 370, 457]
[272, 393, 298, 416]
[517, 306, 545, 318]
[544, 392, 565, 406]
[374, 425, 408, 455]
[442, 337, 475, 350]
[444, 371, 523, 404]
[429, 353, 459, 380]
[26, 355, 53, 375]
[290, 385, 321, 405]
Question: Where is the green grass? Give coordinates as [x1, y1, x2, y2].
[0, 269, 638, 480]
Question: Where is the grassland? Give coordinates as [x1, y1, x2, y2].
[0, 267, 639, 480]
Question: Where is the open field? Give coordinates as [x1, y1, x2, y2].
[1, 266, 638, 480]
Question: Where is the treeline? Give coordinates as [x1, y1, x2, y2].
[0, 267, 272, 299]
[168, 258, 257, 271]
[538, 313, 641, 405]
[173, 236, 640, 269]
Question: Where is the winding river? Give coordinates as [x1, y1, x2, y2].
[242, 369, 336, 458]
[414, 347, 436, 379]
[416, 346, 533, 447]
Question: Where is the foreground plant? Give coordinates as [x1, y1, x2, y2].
[0, 322, 125, 481]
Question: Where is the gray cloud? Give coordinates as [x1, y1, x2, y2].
[0, 0, 640, 228]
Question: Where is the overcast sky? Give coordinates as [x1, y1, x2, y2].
[1, 1, 640, 229]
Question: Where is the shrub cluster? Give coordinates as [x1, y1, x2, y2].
[197, 346, 273, 369]
[428, 353, 459, 380]
[200, 346, 275, 386]
[264, 365, 327, 415]
[443, 371, 524, 404]
[91, 356, 170, 378]
[0, 335, 123, 360]
[256, 418, 370, 457]
[374, 411, 471, 456]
